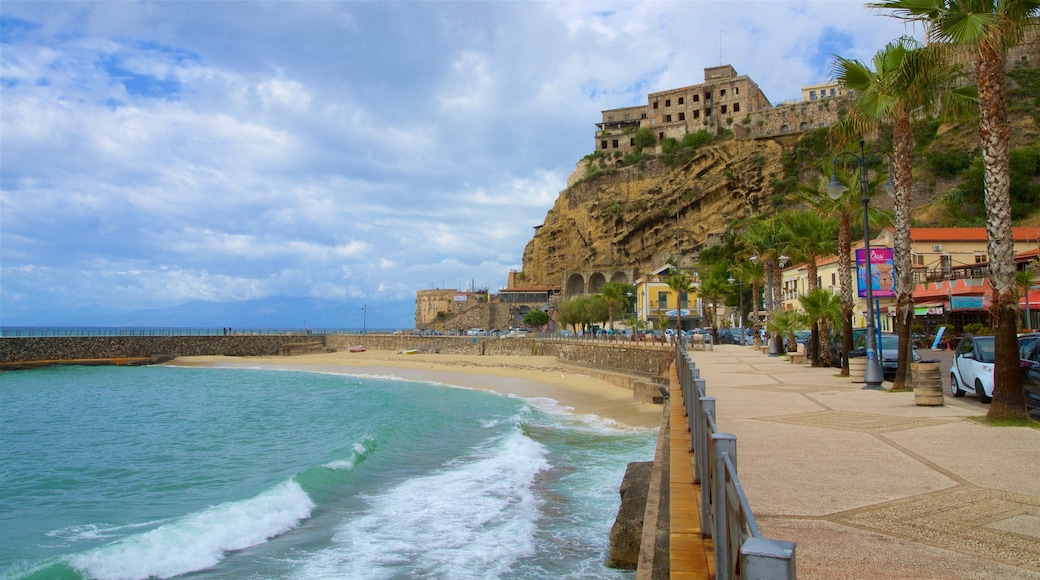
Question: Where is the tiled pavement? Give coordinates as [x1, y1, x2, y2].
[669, 344, 1040, 580]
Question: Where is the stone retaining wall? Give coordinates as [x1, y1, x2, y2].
[2, 334, 674, 380]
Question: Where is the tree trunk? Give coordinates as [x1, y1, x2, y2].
[892, 111, 915, 390]
[977, 42, 1028, 421]
[838, 216, 853, 376]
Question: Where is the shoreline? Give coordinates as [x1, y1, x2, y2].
[171, 349, 664, 429]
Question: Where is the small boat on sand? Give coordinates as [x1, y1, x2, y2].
[348, 345, 366, 353]
[395, 349, 419, 355]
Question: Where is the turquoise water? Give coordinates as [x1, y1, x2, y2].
[0, 365, 656, 579]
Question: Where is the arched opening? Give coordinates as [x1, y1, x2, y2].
[566, 273, 586, 295]
[588, 272, 607, 294]
[610, 271, 629, 285]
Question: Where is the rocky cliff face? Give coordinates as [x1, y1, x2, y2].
[519, 138, 791, 288]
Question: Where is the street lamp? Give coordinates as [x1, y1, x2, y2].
[826, 139, 894, 390]
[728, 276, 745, 345]
[361, 304, 370, 335]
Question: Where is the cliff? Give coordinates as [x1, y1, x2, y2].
[519, 137, 793, 287]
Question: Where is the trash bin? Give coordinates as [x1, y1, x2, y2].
[912, 360, 943, 406]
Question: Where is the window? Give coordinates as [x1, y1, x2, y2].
[680, 292, 688, 309]
[607, 115, 615, 121]
[612, 139, 619, 148]
[657, 291, 668, 309]
[629, 138, 635, 146]
[678, 112, 685, 121]
[975, 254, 987, 263]
[693, 110, 700, 119]
[721, 104, 727, 114]
[810, 90, 817, 100]
[653, 101, 659, 109]
[830, 88, 836, 96]
[831, 273, 836, 285]
[818, 104, 824, 111]
[733, 103, 740, 112]
[665, 99, 671, 106]
[600, 140, 608, 149]
[734, 86, 739, 95]
[704, 91, 711, 101]
[720, 89, 726, 97]
[913, 254, 924, 266]
[664, 114, 672, 122]
[704, 108, 712, 116]
[693, 94, 700, 103]
[658, 132, 664, 142]
[678, 97, 684, 105]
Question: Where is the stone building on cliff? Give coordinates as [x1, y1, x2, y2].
[595, 64, 853, 154]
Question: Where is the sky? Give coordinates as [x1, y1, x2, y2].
[0, 1, 920, 329]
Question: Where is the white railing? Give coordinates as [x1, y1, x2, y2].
[676, 344, 796, 579]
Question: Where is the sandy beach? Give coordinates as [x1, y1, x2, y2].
[171, 349, 665, 429]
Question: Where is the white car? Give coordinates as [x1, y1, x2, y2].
[950, 335, 995, 403]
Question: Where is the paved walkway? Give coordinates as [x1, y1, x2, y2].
[683, 344, 1040, 579]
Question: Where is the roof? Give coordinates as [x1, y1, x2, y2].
[908, 227, 1040, 242]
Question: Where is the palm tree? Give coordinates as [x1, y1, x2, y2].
[744, 217, 792, 354]
[869, 0, 1039, 420]
[598, 282, 634, 331]
[664, 270, 697, 333]
[832, 36, 977, 389]
[766, 310, 808, 354]
[790, 172, 891, 374]
[731, 259, 764, 344]
[799, 288, 843, 367]
[699, 272, 729, 332]
[780, 210, 839, 365]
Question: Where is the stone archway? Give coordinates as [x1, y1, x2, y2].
[566, 273, 586, 295]
[610, 271, 629, 285]
[588, 272, 607, 294]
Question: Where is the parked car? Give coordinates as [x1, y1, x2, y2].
[1018, 332, 1040, 410]
[951, 334, 995, 403]
[717, 328, 743, 345]
[827, 328, 868, 368]
[848, 332, 922, 379]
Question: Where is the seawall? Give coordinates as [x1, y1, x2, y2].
[0, 334, 674, 382]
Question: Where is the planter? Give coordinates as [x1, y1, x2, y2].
[848, 357, 866, 382]
[912, 361, 943, 406]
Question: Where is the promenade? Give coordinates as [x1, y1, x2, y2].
[681, 344, 1040, 579]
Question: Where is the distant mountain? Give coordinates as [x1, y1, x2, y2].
[0, 297, 415, 330]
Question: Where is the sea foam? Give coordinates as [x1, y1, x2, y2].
[66, 479, 315, 580]
[295, 427, 549, 579]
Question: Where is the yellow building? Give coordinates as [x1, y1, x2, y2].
[633, 265, 703, 331]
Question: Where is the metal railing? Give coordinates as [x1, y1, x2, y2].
[676, 343, 796, 580]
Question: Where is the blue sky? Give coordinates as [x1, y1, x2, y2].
[1, 1, 916, 328]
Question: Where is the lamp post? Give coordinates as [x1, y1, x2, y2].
[361, 304, 370, 335]
[826, 139, 894, 390]
[728, 276, 745, 345]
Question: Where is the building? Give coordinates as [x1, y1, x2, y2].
[777, 227, 1040, 333]
[633, 265, 704, 331]
[595, 65, 772, 154]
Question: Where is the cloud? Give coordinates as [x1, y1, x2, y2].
[1, 1, 919, 327]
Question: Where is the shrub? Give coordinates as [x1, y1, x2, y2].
[926, 150, 973, 177]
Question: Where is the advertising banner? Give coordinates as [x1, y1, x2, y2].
[855, 247, 896, 298]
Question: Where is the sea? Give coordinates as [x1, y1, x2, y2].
[0, 363, 657, 579]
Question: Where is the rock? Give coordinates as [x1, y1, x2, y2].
[608, 460, 654, 569]
[519, 140, 786, 289]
